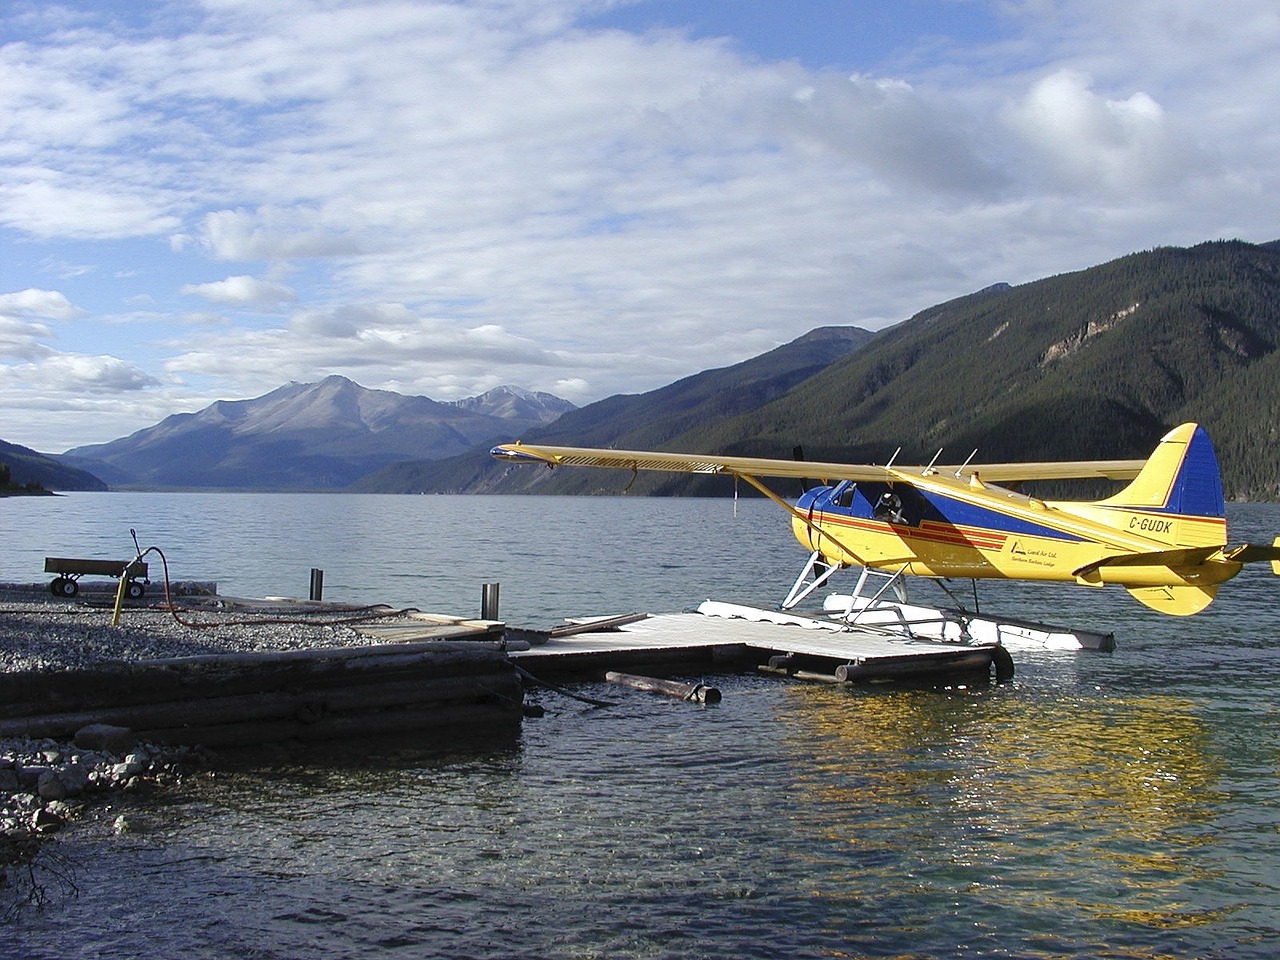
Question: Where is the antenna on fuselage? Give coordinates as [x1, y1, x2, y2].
[884, 447, 901, 470]
[954, 449, 978, 478]
[922, 449, 943, 475]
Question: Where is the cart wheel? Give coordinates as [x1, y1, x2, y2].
[53, 577, 78, 598]
[126, 580, 145, 599]
[49, 577, 66, 596]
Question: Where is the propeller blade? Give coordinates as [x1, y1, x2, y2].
[793, 445, 814, 494]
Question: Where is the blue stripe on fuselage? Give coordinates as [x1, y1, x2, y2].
[799, 481, 1085, 542]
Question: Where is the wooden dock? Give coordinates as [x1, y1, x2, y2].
[0, 607, 522, 749]
[506, 601, 1005, 683]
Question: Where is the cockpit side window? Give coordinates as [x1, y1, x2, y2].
[832, 481, 856, 508]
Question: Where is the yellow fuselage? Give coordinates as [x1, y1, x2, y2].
[790, 471, 1236, 590]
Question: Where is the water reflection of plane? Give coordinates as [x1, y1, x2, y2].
[775, 684, 1224, 926]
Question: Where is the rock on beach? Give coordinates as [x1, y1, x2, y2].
[1, 736, 195, 839]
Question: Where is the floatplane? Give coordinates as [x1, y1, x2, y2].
[492, 423, 1280, 647]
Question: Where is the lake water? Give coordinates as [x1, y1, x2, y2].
[3, 493, 1280, 959]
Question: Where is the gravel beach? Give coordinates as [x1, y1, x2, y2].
[0, 586, 427, 870]
[0, 589, 414, 673]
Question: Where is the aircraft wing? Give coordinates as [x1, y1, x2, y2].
[490, 442, 1146, 484]
[938, 459, 1146, 483]
[490, 443, 893, 481]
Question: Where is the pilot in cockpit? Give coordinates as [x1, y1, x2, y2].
[873, 491, 905, 524]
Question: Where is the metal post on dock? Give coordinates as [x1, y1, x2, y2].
[309, 568, 324, 602]
[481, 582, 500, 621]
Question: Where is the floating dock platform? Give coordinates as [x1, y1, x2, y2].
[506, 601, 1006, 683]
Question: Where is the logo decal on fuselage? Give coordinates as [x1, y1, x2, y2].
[1009, 538, 1059, 567]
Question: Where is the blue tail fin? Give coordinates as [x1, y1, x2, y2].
[1098, 423, 1225, 548]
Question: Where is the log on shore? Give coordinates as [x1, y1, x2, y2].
[0, 640, 510, 718]
[0, 641, 523, 746]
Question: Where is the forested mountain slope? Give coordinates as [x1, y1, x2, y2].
[685, 239, 1280, 499]
[0, 439, 107, 492]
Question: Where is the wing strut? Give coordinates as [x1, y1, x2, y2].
[782, 550, 841, 610]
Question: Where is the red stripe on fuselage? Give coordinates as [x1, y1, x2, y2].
[813, 512, 1009, 551]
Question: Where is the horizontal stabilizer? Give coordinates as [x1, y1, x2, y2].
[1076, 539, 1280, 579]
[1073, 546, 1221, 579]
[1222, 537, 1280, 575]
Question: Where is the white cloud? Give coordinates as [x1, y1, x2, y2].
[779, 73, 1008, 196]
[0, 352, 163, 449]
[553, 377, 591, 401]
[180, 275, 298, 306]
[0, 354, 159, 393]
[1003, 68, 1209, 193]
[195, 209, 366, 261]
[164, 303, 588, 400]
[0, 288, 84, 360]
[0, 171, 184, 240]
[0, 317, 53, 361]
[0, 288, 84, 321]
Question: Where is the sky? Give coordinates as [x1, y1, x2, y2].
[3, 0, 1279, 452]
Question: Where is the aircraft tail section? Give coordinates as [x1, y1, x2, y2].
[1096, 423, 1225, 547]
[1086, 425, 1280, 614]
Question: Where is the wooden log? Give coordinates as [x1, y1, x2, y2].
[0, 670, 523, 741]
[603, 670, 721, 704]
[0, 642, 512, 717]
[791, 669, 846, 684]
[353, 622, 501, 643]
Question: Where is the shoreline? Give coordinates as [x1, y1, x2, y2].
[0, 585, 453, 884]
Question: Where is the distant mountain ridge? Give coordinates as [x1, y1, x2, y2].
[383, 239, 1280, 500]
[17, 238, 1280, 499]
[449, 386, 574, 422]
[61, 376, 576, 490]
[354, 325, 876, 493]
